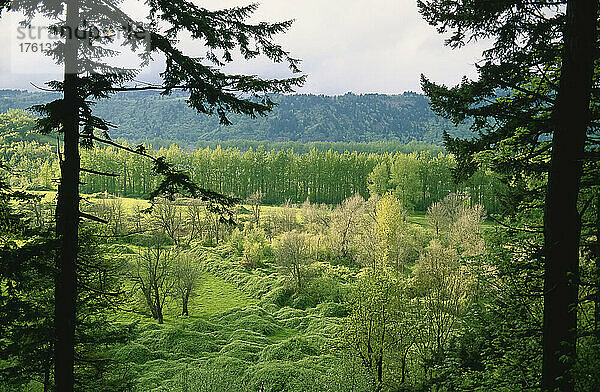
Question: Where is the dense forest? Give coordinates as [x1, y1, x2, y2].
[1, 110, 502, 212]
[0, 90, 473, 145]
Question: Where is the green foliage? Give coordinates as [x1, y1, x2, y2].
[0, 90, 473, 145]
[367, 161, 389, 196]
[0, 109, 53, 145]
[0, 173, 132, 391]
[241, 227, 271, 269]
[426, 230, 544, 392]
[343, 270, 414, 390]
[1, 111, 505, 212]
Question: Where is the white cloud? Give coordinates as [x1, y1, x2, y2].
[0, 0, 488, 94]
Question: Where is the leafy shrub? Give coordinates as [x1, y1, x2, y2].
[262, 285, 292, 307]
[112, 342, 156, 365]
[314, 302, 347, 317]
[228, 228, 245, 256]
[259, 336, 321, 361]
[241, 227, 271, 268]
[292, 292, 319, 309]
[243, 361, 323, 392]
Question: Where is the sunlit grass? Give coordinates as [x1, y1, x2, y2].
[171, 271, 257, 318]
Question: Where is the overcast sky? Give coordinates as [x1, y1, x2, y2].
[0, 0, 487, 95]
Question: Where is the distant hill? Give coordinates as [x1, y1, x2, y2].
[0, 89, 470, 145]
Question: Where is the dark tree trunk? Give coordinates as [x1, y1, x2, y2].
[596, 193, 600, 338]
[375, 354, 383, 391]
[154, 285, 164, 324]
[182, 293, 189, 316]
[54, 1, 80, 390]
[400, 349, 408, 384]
[542, 1, 598, 391]
[43, 342, 52, 392]
[157, 306, 164, 324]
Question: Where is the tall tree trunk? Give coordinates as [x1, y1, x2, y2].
[595, 193, 600, 338]
[400, 348, 408, 384]
[157, 306, 164, 324]
[43, 342, 53, 392]
[54, 1, 80, 390]
[542, 1, 598, 391]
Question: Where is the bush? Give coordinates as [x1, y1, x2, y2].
[241, 227, 271, 268]
[228, 228, 245, 256]
[314, 302, 347, 317]
[243, 361, 323, 392]
[112, 342, 156, 364]
[262, 285, 292, 307]
[259, 336, 321, 361]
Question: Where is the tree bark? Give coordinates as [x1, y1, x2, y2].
[595, 193, 600, 338]
[376, 353, 383, 391]
[43, 342, 52, 392]
[542, 1, 598, 391]
[54, 0, 80, 389]
[182, 293, 189, 316]
[400, 349, 408, 384]
[157, 306, 164, 324]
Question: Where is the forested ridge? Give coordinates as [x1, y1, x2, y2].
[0, 89, 472, 145]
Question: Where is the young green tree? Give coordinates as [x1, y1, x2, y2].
[367, 161, 389, 197]
[274, 230, 312, 292]
[389, 153, 420, 211]
[301, 198, 331, 234]
[329, 194, 365, 261]
[153, 197, 185, 245]
[246, 190, 263, 227]
[132, 239, 176, 324]
[343, 270, 415, 390]
[173, 252, 199, 317]
[375, 193, 408, 271]
[241, 227, 270, 268]
[412, 239, 471, 380]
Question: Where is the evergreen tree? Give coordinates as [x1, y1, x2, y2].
[1, 0, 304, 389]
[418, 1, 599, 390]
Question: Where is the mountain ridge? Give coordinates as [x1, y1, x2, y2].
[0, 89, 470, 146]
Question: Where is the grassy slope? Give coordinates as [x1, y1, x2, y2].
[111, 246, 362, 392]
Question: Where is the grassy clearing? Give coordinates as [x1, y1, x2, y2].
[406, 211, 427, 227]
[166, 271, 257, 317]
